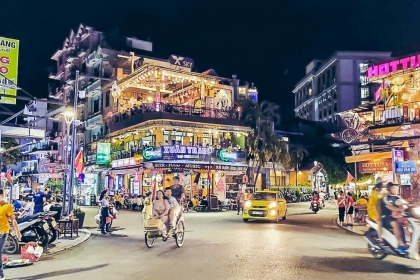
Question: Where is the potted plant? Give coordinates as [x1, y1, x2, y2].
[73, 207, 86, 228]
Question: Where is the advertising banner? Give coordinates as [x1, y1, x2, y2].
[358, 158, 392, 173]
[96, 143, 111, 165]
[0, 37, 19, 105]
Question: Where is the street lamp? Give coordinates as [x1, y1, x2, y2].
[61, 109, 75, 217]
[207, 146, 214, 211]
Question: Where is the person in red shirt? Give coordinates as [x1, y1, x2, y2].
[346, 192, 355, 226]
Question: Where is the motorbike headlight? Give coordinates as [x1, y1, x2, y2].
[245, 201, 252, 208]
[268, 202, 277, 209]
[413, 207, 420, 216]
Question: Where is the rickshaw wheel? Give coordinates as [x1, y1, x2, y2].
[145, 232, 155, 248]
[175, 220, 185, 248]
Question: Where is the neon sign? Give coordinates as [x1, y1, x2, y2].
[218, 149, 237, 162]
[368, 55, 420, 78]
[142, 147, 162, 161]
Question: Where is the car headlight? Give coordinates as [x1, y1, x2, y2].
[268, 202, 277, 209]
[245, 201, 252, 208]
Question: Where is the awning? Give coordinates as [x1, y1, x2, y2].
[345, 151, 392, 163]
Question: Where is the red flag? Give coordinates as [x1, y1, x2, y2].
[74, 150, 84, 174]
[346, 171, 354, 184]
[5, 169, 12, 183]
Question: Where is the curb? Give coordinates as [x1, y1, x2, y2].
[336, 218, 364, 236]
[46, 228, 92, 255]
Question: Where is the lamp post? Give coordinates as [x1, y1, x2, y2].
[207, 146, 214, 212]
[61, 109, 75, 217]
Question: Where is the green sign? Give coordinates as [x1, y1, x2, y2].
[218, 149, 237, 162]
[96, 143, 111, 165]
[0, 37, 20, 105]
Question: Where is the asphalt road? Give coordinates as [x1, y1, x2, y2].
[5, 203, 420, 280]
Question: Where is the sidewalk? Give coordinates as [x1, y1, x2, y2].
[337, 219, 366, 235]
[7, 228, 91, 258]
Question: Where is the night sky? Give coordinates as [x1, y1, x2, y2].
[3, 0, 420, 121]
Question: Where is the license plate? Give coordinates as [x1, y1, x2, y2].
[252, 211, 263, 215]
[51, 220, 57, 228]
[43, 223, 50, 231]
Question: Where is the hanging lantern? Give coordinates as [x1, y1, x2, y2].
[392, 76, 405, 86]
[391, 85, 403, 94]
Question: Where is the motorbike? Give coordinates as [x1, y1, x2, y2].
[144, 208, 185, 248]
[39, 211, 60, 244]
[94, 203, 118, 229]
[4, 214, 51, 254]
[310, 200, 320, 214]
[364, 205, 420, 260]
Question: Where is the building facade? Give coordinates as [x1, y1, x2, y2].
[45, 24, 258, 205]
[293, 51, 392, 123]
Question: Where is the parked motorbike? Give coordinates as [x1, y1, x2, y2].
[310, 200, 320, 214]
[364, 205, 420, 260]
[39, 211, 60, 244]
[17, 214, 50, 248]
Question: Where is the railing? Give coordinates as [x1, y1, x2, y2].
[109, 102, 238, 125]
[86, 79, 101, 93]
[371, 102, 420, 128]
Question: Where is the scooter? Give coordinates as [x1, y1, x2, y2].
[16, 214, 50, 249]
[364, 205, 420, 260]
[310, 200, 320, 214]
[94, 203, 118, 228]
[39, 211, 60, 244]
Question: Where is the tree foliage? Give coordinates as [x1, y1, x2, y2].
[1, 138, 22, 168]
[44, 179, 63, 193]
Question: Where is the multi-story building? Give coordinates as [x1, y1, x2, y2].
[293, 51, 392, 123]
[47, 24, 257, 204]
[337, 52, 420, 201]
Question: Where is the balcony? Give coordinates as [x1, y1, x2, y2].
[108, 102, 241, 134]
[86, 79, 101, 97]
[86, 112, 103, 128]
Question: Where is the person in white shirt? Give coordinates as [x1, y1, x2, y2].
[165, 188, 180, 234]
[19, 197, 34, 219]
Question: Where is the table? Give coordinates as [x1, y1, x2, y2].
[58, 218, 79, 238]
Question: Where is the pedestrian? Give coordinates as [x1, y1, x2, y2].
[0, 189, 21, 280]
[99, 190, 111, 235]
[236, 189, 245, 215]
[346, 192, 355, 227]
[33, 186, 46, 214]
[337, 190, 346, 226]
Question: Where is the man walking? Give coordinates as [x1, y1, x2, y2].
[0, 189, 21, 279]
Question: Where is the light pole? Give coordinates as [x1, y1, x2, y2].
[207, 146, 214, 212]
[61, 109, 75, 217]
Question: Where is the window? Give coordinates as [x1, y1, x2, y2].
[93, 98, 100, 113]
[361, 88, 369, 99]
[105, 90, 110, 107]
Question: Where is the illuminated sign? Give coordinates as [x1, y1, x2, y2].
[395, 160, 417, 174]
[358, 159, 392, 173]
[368, 55, 420, 79]
[142, 147, 162, 161]
[218, 149, 237, 162]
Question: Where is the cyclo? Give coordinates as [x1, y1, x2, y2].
[143, 206, 185, 248]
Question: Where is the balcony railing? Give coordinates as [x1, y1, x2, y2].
[108, 102, 240, 133]
[371, 103, 420, 128]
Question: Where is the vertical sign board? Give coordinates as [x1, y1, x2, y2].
[0, 37, 19, 105]
[96, 143, 111, 165]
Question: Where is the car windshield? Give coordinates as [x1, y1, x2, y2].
[252, 193, 276, 201]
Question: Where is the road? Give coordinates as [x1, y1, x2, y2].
[5, 203, 420, 280]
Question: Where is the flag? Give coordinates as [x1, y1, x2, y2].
[346, 171, 354, 185]
[5, 169, 12, 183]
[74, 150, 84, 174]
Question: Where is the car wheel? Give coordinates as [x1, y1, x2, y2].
[243, 219, 249, 223]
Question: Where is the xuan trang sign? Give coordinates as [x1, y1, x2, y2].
[142, 145, 243, 162]
[358, 159, 392, 173]
[368, 54, 420, 79]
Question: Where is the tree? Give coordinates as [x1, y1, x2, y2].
[1, 138, 22, 169]
[315, 154, 347, 185]
[271, 136, 289, 186]
[241, 100, 281, 184]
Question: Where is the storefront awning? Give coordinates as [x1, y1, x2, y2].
[345, 151, 392, 163]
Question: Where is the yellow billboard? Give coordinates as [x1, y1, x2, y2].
[0, 37, 19, 105]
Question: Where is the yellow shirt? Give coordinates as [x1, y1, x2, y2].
[356, 198, 368, 206]
[192, 199, 199, 207]
[367, 189, 382, 221]
[0, 202, 14, 233]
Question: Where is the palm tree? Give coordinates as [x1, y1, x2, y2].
[271, 136, 289, 186]
[240, 100, 281, 185]
[289, 143, 309, 185]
